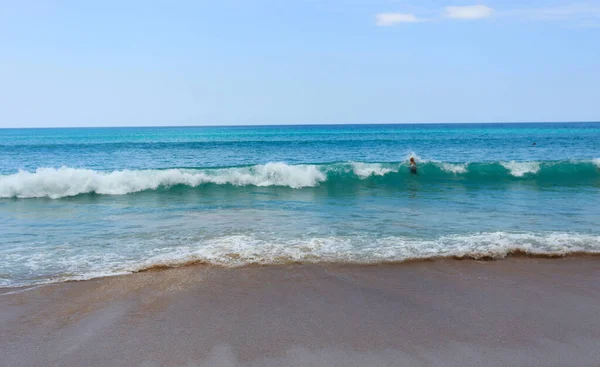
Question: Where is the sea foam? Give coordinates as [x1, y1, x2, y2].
[2, 231, 599, 287]
[440, 163, 468, 174]
[2, 159, 599, 199]
[0, 164, 327, 199]
[500, 161, 541, 177]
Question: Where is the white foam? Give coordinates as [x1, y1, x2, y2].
[350, 162, 394, 178]
[439, 163, 468, 174]
[500, 161, 541, 177]
[119, 232, 600, 269]
[0, 163, 328, 199]
[93, 231, 598, 267]
[0, 162, 408, 199]
[593, 158, 600, 168]
[3, 231, 598, 287]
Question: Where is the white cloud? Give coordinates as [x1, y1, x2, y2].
[444, 5, 494, 20]
[374, 3, 600, 27]
[375, 13, 423, 26]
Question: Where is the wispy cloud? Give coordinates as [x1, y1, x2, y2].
[374, 4, 494, 26]
[508, 3, 600, 21]
[375, 2, 600, 27]
[375, 13, 424, 26]
[444, 5, 494, 20]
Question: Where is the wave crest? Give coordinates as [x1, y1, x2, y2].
[500, 161, 541, 177]
[440, 163, 468, 174]
[1, 159, 599, 199]
[0, 164, 327, 199]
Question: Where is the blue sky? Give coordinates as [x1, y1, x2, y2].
[1, 0, 599, 127]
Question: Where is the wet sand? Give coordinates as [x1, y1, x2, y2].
[1, 258, 600, 367]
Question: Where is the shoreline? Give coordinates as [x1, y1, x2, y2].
[2, 257, 600, 366]
[3, 251, 600, 291]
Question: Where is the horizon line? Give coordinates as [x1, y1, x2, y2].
[1, 121, 600, 129]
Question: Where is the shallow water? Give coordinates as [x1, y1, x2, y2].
[1, 123, 599, 286]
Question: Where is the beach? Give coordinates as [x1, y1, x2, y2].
[2, 257, 600, 367]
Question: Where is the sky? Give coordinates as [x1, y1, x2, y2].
[1, 0, 599, 127]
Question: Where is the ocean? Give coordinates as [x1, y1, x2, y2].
[1, 123, 599, 287]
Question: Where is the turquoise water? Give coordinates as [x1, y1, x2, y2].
[1, 123, 600, 287]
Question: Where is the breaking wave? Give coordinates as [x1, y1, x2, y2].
[2, 232, 599, 287]
[131, 232, 600, 268]
[1, 159, 599, 199]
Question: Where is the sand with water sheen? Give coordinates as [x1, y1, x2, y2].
[2, 258, 600, 367]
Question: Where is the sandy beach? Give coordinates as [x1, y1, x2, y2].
[1, 258, 600, 367]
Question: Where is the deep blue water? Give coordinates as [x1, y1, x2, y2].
[1, 123, 600, 287]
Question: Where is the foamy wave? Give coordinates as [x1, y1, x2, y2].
[0, 164, 328, 199]
[349, 162, 394, 178]
[3, 232, 598, 287]
[439, 163, 468, 174]
[501, 161, 541, 177]
[161, 232, 599, 267]
[2, 159, 599, 199]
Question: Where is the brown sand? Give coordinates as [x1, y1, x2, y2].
[1, 258, 600, 367]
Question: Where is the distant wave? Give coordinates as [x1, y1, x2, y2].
[1, 159, 599, 199]
[2, 231, 599, 287]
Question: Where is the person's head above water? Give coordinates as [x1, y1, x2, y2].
[410, 157, 416, 164]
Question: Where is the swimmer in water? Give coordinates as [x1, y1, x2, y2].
[409, 157, 417, 174]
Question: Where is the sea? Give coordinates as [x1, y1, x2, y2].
[1, 123, 599, 287]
